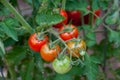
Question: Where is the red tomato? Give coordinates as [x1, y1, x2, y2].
[59, 24, 79, 41]
[28, 33, 48, 52]
[53, 9, 68, 28]
[40, 44, 60, 62]
[67, 6, 101, 25]
[67, 11, 81, 26]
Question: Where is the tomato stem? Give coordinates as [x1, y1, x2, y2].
[58, 47, 67, 59]
[52, 39, 60, 45]
[88, 0, 94, 27]
[0, 0, 34, 34]
[102, 23, 112, 31]
[49, 39, 60, 49]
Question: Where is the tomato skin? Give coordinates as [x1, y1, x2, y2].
[67, 11, 81, 26]
[40, 44, 60, 62]
[66, 40, 86, 57]
[28, 33, 48, 52]
[53, 9, 68, 28]
[59, 24, 79, 41]
[52, 55, 72, 74]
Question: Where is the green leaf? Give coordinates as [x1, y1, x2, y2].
[0, 4, 10, 16]
[36, 10, 64, 27]
[4, 17, 20, 27]
[0, 22, 18, 41]
[86, 40, 96, 47]
[90, 55, 101, 64]
[6, 46, 26, 65]
[0, 31, 5, 38]
[82, 25, 96, 47]
[86, 31, 96, 47]
[108, 30, 120, 43]
[0, 40, 5, 57]
[98, 0, 109, 10]
[34, 52, 44, 72]
[68, 66, 84, 76]
[86, 32, 96, 40]
[84, 54, 99, 80]
[54, 74, 73, 80]
[92, 0, 99, 10]
[82, 25, 91, 31]
[3, 38, 16, 47]
[96, 18, 102, 26]
[20, 59, 34, 80]
[66, 0, 90, 15]
[105, 11, 119, 25]
[66, 0, 87, 11]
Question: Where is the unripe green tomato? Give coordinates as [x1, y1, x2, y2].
[52, 55, 72, 74]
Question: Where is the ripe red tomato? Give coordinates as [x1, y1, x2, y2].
[52, 55, 72, 74]
[66, 40, 86, 57]
[28, 33, 48, 52]
[59, 24, 79, 41]
[67, 6, 101, 25]
[40, 43, 60, 62]
[53, 9, 68, 28]
[67, 11, 81, 26]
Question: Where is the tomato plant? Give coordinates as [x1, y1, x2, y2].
[59, 24, 79, 41]
[28, 33, 48, 52]
[53, 9, 68, 28]
[0, 0, 120, 80]
[40, 43, 60, 62]
[52, 55, 72, 74]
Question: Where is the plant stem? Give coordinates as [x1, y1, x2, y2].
[0, 0, 34, 34]
[88, 0, 94, 27]
[102, 24, 107, 77]
[102, 23, 112, 31]
[32, 0, 36, 28]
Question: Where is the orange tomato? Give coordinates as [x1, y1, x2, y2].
[40, 43, 60, 62]
[66, 40, 86, 57]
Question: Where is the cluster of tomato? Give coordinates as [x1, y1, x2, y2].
[28, 8, 101, 74]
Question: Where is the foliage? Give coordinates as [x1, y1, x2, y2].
[0, 0, 120, 80]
